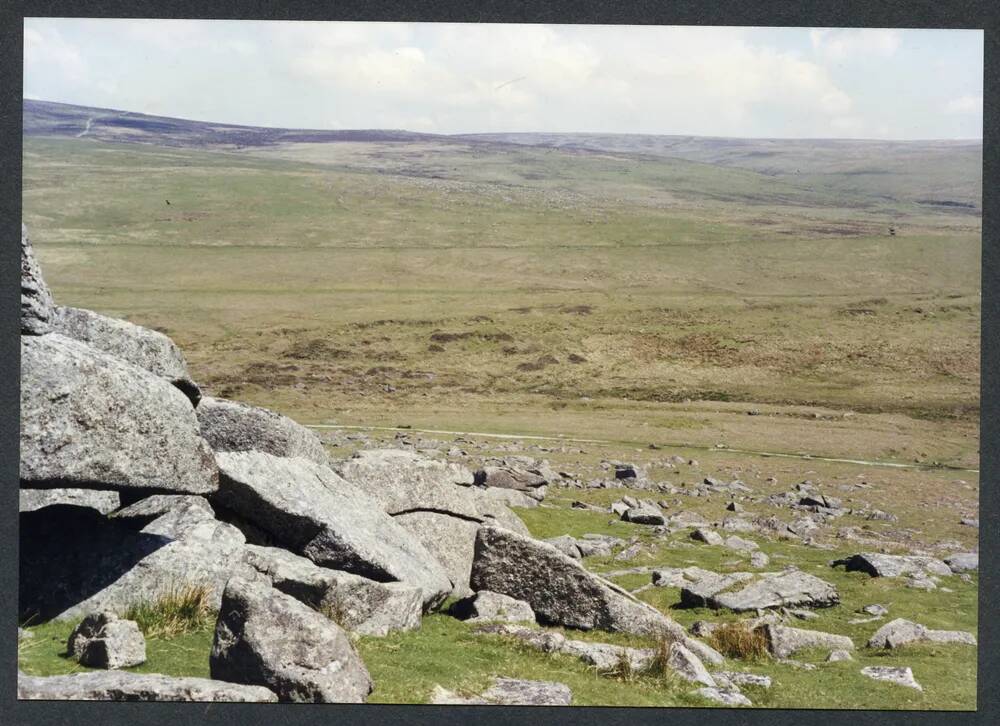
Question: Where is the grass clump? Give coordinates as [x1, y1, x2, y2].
[121, 584, 215, 639]
[606, 648, 637, 682]
[708, 622, 769, 661]
[644, 635, 683, 686]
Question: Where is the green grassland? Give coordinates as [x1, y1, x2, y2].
[19, 127, 980, 709]
[19, 483, 978, 709]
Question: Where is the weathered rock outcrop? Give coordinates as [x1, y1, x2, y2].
[430, 677, 572, 706]
[464, 488, 532, 534]
[474, 457, 552, 502]
[19, 488, 120, 514]
[469, 526, 685, 638]
[832, 553, 952, 579]
[17, 671, 278, 702]
[19, 504, 246, 621]
[474, 622, 720, 678]
[21, 334, 218, 495]
[212, 451, 451, 608]
[867, 618, 976, 649]
[333, 448, 477, 516]
[680, 569, 839, 612]
[244, 545, 422, 636]
[196, 396, 328, 466]
[110, 495, 216, 539]
[944, 552, 978, 573]
[53, 305, 201, 404]
[210, 577, 373, 702]
[394, 511, 481, 598]
[474, 486, 540, 510]
[20, 223, 54, 335]
[860, 666, 922, 690]
[757, 623, 854, 658]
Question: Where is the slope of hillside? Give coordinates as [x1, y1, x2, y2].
[457, 132, 983, 209]
[23, 99, 439, 147]
[24, 99, 983, 212]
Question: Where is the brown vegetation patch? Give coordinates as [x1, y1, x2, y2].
[429, 330, 514, 343]
[839, 308, 877, 317]
[708, 622, 770, 661]
[517, 355, 559, 372]
[284, 338, 350, 360]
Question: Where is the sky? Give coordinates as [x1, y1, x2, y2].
[23, 19, 984, 140]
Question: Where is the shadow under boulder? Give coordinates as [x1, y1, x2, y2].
[20, 504, 246, 622]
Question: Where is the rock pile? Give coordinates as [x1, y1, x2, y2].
[16, 226, 545, 703]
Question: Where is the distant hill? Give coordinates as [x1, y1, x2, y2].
[23, 99, 982, 209]
[23, 99, 441, 148]
[456, 133, 983, 210]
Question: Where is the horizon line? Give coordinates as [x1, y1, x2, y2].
[23, 96, 985, 144]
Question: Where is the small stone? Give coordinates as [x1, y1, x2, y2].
[430, 677, 572, 706]
[450, 591, 536, 624]
[666, 642, 716, 686]
[691, 528, 724, 546]
[861, 666, 922, 691]
[544, 535, 583, 559]
[826, 649, 853, 662]
[713, 671, 771, 689]
[697, 687, 751, 706]
[724, 536, 759, 552]
[944, 552, 978, 573]
[68, 613, 146, 670]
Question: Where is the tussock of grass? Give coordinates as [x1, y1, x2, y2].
[708, 622, 769, 661]
[121, 584, 215, 639]
[606, 648, 636, 682]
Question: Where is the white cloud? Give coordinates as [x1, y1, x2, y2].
[810, 29, 902, 61]
[945, 95, 982, 114]
[20, 21, 981, 139]
[24, 25, 86, 82]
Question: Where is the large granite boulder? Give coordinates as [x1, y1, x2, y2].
[212, 451, 451, 609]
[20, 223, 54, 335]
[109, 495, 217, 539]
[474, 456, 553, 502]
[18, 671, 278, 701]
[244, 545, 422, 636]
[210, 577, 373, 703]
[832, 553, 952, 579]
[394, 511, 481, 598]
[680, 569, 839, 612]
[469, 526, 686, 638]
[332, 448, 478, 517]
[867, 618, 976, 649]
[757, 623, 854, 658]
[464, 488, 532, 535]
[53, 305, 201, 405]
[19, 504, 247, 621]
[19, 488, 120, 514]
[20, 334, 218, 495]
[196, 396, 328, 466]
[473, 486, 540, 510]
